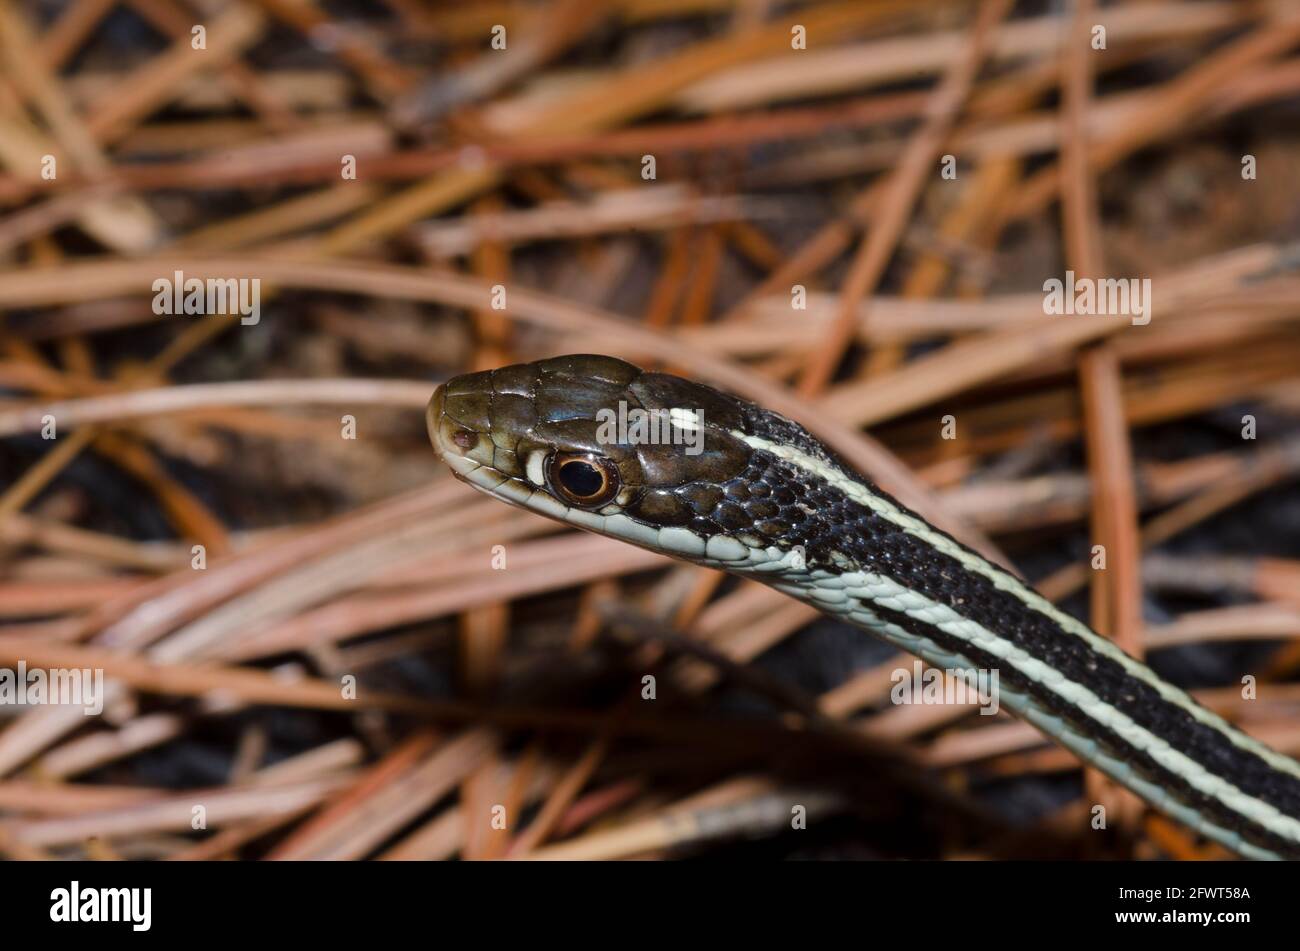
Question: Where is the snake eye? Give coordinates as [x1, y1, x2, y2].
[548, 452, 620, 508]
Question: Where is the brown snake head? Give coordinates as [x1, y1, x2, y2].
[426, 354, 833, 563]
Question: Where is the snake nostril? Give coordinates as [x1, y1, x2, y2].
[451, 429, 477, 450]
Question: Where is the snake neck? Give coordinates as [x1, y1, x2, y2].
[719, 436, 1300, 861]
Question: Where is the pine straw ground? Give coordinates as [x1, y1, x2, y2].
[0, 0, 1299, 860]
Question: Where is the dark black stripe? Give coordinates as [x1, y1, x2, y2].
[735, 445, 1300, 824]
[841, 596, 1300, 859]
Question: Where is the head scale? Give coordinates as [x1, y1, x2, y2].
[428, 354, 846, 568]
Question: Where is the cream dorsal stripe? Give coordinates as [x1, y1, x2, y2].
[805, 572, 1282, 861]
[731, 429, 1300, 783]
[833, 568, 1300, 843]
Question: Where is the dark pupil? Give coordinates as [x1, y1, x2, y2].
[558, 460, 604, 498]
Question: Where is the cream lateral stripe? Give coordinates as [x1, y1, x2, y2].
[818, 584, 1277, 860]
[831, 569, 1300, 843]
[731, 430, 1300, 781]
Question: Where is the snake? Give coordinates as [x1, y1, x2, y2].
[427, 353, 1300, 860]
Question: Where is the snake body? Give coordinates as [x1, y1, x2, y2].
[428, 353, 1300, 859]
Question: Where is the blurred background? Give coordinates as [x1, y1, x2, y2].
[0, 0, 1299, 860]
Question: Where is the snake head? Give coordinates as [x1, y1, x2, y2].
[428, 354, 773, 561]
